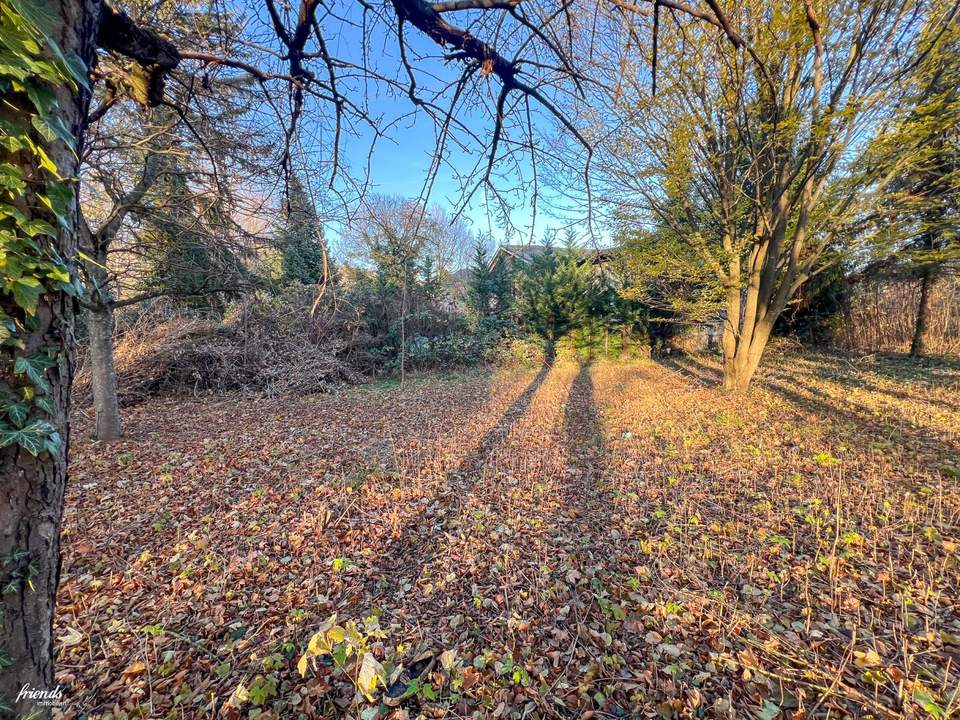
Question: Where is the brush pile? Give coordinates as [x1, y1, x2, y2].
[74, 288, 366, 404]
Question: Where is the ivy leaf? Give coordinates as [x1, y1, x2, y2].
[44, 427, 62, 456]
[6, 402, 29, 428]
[0, 57, 30, 82]
[42, 180, 73, 229]
[35, 144, 60, 177]
[19, 217, 57, 238]
[63, 50, 90, 91]
[0, 418, 58, 456]
[0, 133, 28, 152]
[0, 162, 27, 193]
[24, 79, 56, 114]
[0, 311, 15, 345]
[14, 351, 56, 391]
[7, 0, 56, 36]
[10, 276, 42, 315]
[34, 395, 54, 416]
[50, 46, 90, 92]
[44, 264, 70, 284]
[31, 113, 73, 149]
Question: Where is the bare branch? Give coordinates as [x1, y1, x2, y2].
[432, 0, 521, 11]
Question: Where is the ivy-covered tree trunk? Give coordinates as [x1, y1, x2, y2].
[0, 0, 99, 714]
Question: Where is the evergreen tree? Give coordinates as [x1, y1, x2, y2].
[466, 243, 494, 320]
[278, 176, 329, 285]
[866, 5, 960, 356]
[513, 237, 595, 347]
[142, 171, 251, 311]
[489, 255, 510, 319]
[420, 254, 441, 304]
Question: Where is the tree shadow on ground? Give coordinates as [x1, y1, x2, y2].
[799, 353, 960, 411]
[361, 362, 553, 599]
[655, 352, 959, 466]
[653, 354, 722, 386]
[556, 362, 619, 573]
[766, 374, 959, 462]
[559, 362, 610, 521]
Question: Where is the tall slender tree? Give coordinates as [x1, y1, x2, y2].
[865, 2, 960, 357]
[278, 175, 329, 285]
[466, 243, 494, 320]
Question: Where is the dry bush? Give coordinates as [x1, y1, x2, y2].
[74, 288, 366, 405]
[839, 277, 960, 356]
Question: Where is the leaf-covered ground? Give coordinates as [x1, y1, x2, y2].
[56, 352, 960, 719]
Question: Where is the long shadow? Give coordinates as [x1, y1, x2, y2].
[652, 350, 958, 467]
[762, 374, 960, 467]
[749, 355, 960, 455]
[562, 363, 607, 481]
[557, 363, 615, 556]
[654, 353, 723, 387]
[796, 353, 960, 412]
[863, 351, 960, 380]
[361, 362, 552, 592]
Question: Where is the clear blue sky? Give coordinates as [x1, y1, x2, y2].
[229, 0, 576, 253]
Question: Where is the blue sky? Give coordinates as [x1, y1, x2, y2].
[231, 0, 574, 252]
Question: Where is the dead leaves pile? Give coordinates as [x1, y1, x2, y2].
[56, 353, 959, 719]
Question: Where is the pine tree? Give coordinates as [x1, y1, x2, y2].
[143, 172, 250, 311]
[278, 176, 329, 285]
[466, 243, 494, 320]
[513, 237, 595, 347]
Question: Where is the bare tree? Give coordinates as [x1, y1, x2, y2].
[78, 94, 276, 440]
[345, 196, 457, 384]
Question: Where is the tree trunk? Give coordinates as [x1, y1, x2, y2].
[87, 304, 121, 441]
[910, 268, 933, 357]
[399, 273, 407, 388]
[0, 0, 98, 715]
[728, 338, 766, 392]
[721, 284, 742, 392]
[722, 303, 773, 393]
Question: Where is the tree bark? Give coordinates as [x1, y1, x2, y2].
[399, 270, 407, 387]
[910, 268, 933, 357]
[722, 291, 775, 393]
[0, 0, 99, 715]
[721, 283, 741, 391]
[87, 303, 121, 441]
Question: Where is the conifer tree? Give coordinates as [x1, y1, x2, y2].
[278, 176, 329, 285]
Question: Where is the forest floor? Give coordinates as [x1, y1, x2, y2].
[56, 351, 960, 720]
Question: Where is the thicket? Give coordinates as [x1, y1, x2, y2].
[75, 227, 657, 403]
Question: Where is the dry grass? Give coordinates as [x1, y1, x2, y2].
[56, 351, 960, 719]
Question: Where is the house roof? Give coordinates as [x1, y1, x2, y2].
[490, 244, 547, 269]
[489, 243, 614, 270]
